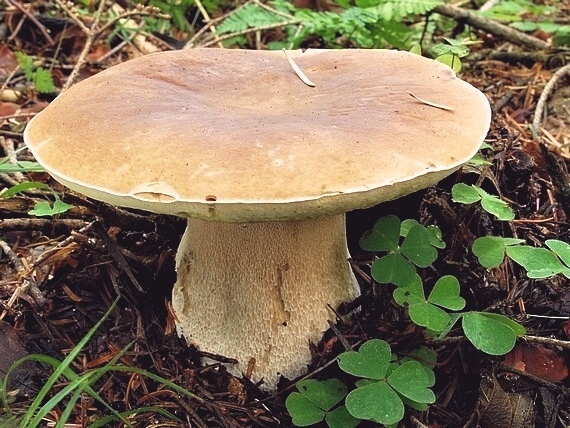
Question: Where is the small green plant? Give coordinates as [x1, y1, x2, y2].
[478, 0, 569, 46]
[214, 0, 444, 49]
[0, 181, 73, 217]
[285, 379, 356, 428]
[479, 0, 555, 23]
[0, 153, 45, 174]
[473, 236, 570, 279]
[216, 2, 290, 35]
[431, 37, 478, 72]
[360, 215, 525, 354]
[451, 183, 515, 221]
[511, 21, 570, 47]
[14, 52, 56, 94]
[286, 213, 527, 426]
[286, 340, 436, 427]
[1, 298, 194, 427]
[150, 0, 194, 31]
[28, 194, 73, 217]
[360, 215, 445, 287]
[0, 152, 73, 216]
[393, 274, 464, 331]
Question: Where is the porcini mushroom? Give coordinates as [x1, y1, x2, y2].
[24, 48, 491, 390]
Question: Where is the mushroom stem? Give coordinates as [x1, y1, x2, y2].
[172, 214, 360, 390]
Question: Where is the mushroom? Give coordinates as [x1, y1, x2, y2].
[24, 48, 491, 390]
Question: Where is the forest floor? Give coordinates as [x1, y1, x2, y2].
[1, 0, 570, 427]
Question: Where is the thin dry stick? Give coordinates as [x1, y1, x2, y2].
[434, 3, 549, 50]
[532, 63, 570, 136]
[252, 0, 296, 20]
[0, 218, 87, 231]
[5, 0, 55, 45]
[479, 0, 501, 11]
[0, 67, 20, 99]
[287, 24, 304, 50]
[185, 6, 244, 48]
[282, 48, 315, 87]
[95, 8, 170, 37]
[55, 0, 89, 32]
[0, 112, 37, 121]
[31, 221, 95, 268]
[0, 137, 24, 183]
[0, 239, 47, 317]
[0, 130, 23, 138]
[410, 416, 429, 428]
[523, 335, 570, 351]
[94, 40, 128, 64]
[194, 0, 224, 48]
[199, 20, 300, 47]
[57, 0, 107, 91]
[407, 91, 454, 111]
[0, 239, 24, 272]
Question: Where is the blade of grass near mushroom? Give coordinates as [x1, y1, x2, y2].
[23, 48, 491, 391]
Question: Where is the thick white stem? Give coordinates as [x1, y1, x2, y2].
[172, 214, 359, 390]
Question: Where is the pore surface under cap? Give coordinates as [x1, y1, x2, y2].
[24, 48, 491, 221]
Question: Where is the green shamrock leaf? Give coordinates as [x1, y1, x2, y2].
[338, 339, 391, 379]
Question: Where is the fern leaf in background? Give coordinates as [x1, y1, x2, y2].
[214, 0, 444, 49]
[14, 51, 55, 94]
[216, 4, 290, 34]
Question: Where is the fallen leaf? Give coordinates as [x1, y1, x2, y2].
[504, 343, 568, 382]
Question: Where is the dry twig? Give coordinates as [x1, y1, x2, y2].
[524, 335, 570, 351]
[5, 0, 55, 45]
[31, 221, 95, 268]
[0, 218, 87, 231]
[434, 4, 549, 50]
[186, 0, 300, 48]
[0, 238, 47, 318]
[56, 0, 106, 91]
[194, 0, 224, 48]
[532, 63, 570, 136]
[199, 20, 300, 47]
[55, 0, 168, 90]
[0, 137, 24, 184]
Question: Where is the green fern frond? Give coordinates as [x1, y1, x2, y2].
[14, 51, 35, 81]
[34, 68, 56, 94]
[216, 4, 290, 34]
[374, 0, 443, 21]
[14, 51, 55, 94]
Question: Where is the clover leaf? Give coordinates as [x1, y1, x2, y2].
[452, 183, 515, 221]
[400, 225, 438, 267]
[286, 379, 357, 427]
[462, 312, 525, 355]
[359, 215, 400, 252]
[388, 360, 435, 404]
[345, 380, 403, 426]
[338, 339, 390, 379]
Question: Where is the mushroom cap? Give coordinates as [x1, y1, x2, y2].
[24, 48, 491, 222]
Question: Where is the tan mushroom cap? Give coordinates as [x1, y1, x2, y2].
[24, 48, 491, 222]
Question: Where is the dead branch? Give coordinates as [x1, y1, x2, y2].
[194, 0, 224, 48]
[0, 238, 47, 314]
[0, 218, 87, 231]
[5, 0, 55, 45]
[185, 8, 241, 48]
[199, 20, 301, 48]
[433, 4, 549, 51]
[57, 0, 106, 91]
[532, 63, 570, 135]
[0, 137, 24, 184]
[55, 0, 169, 90]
